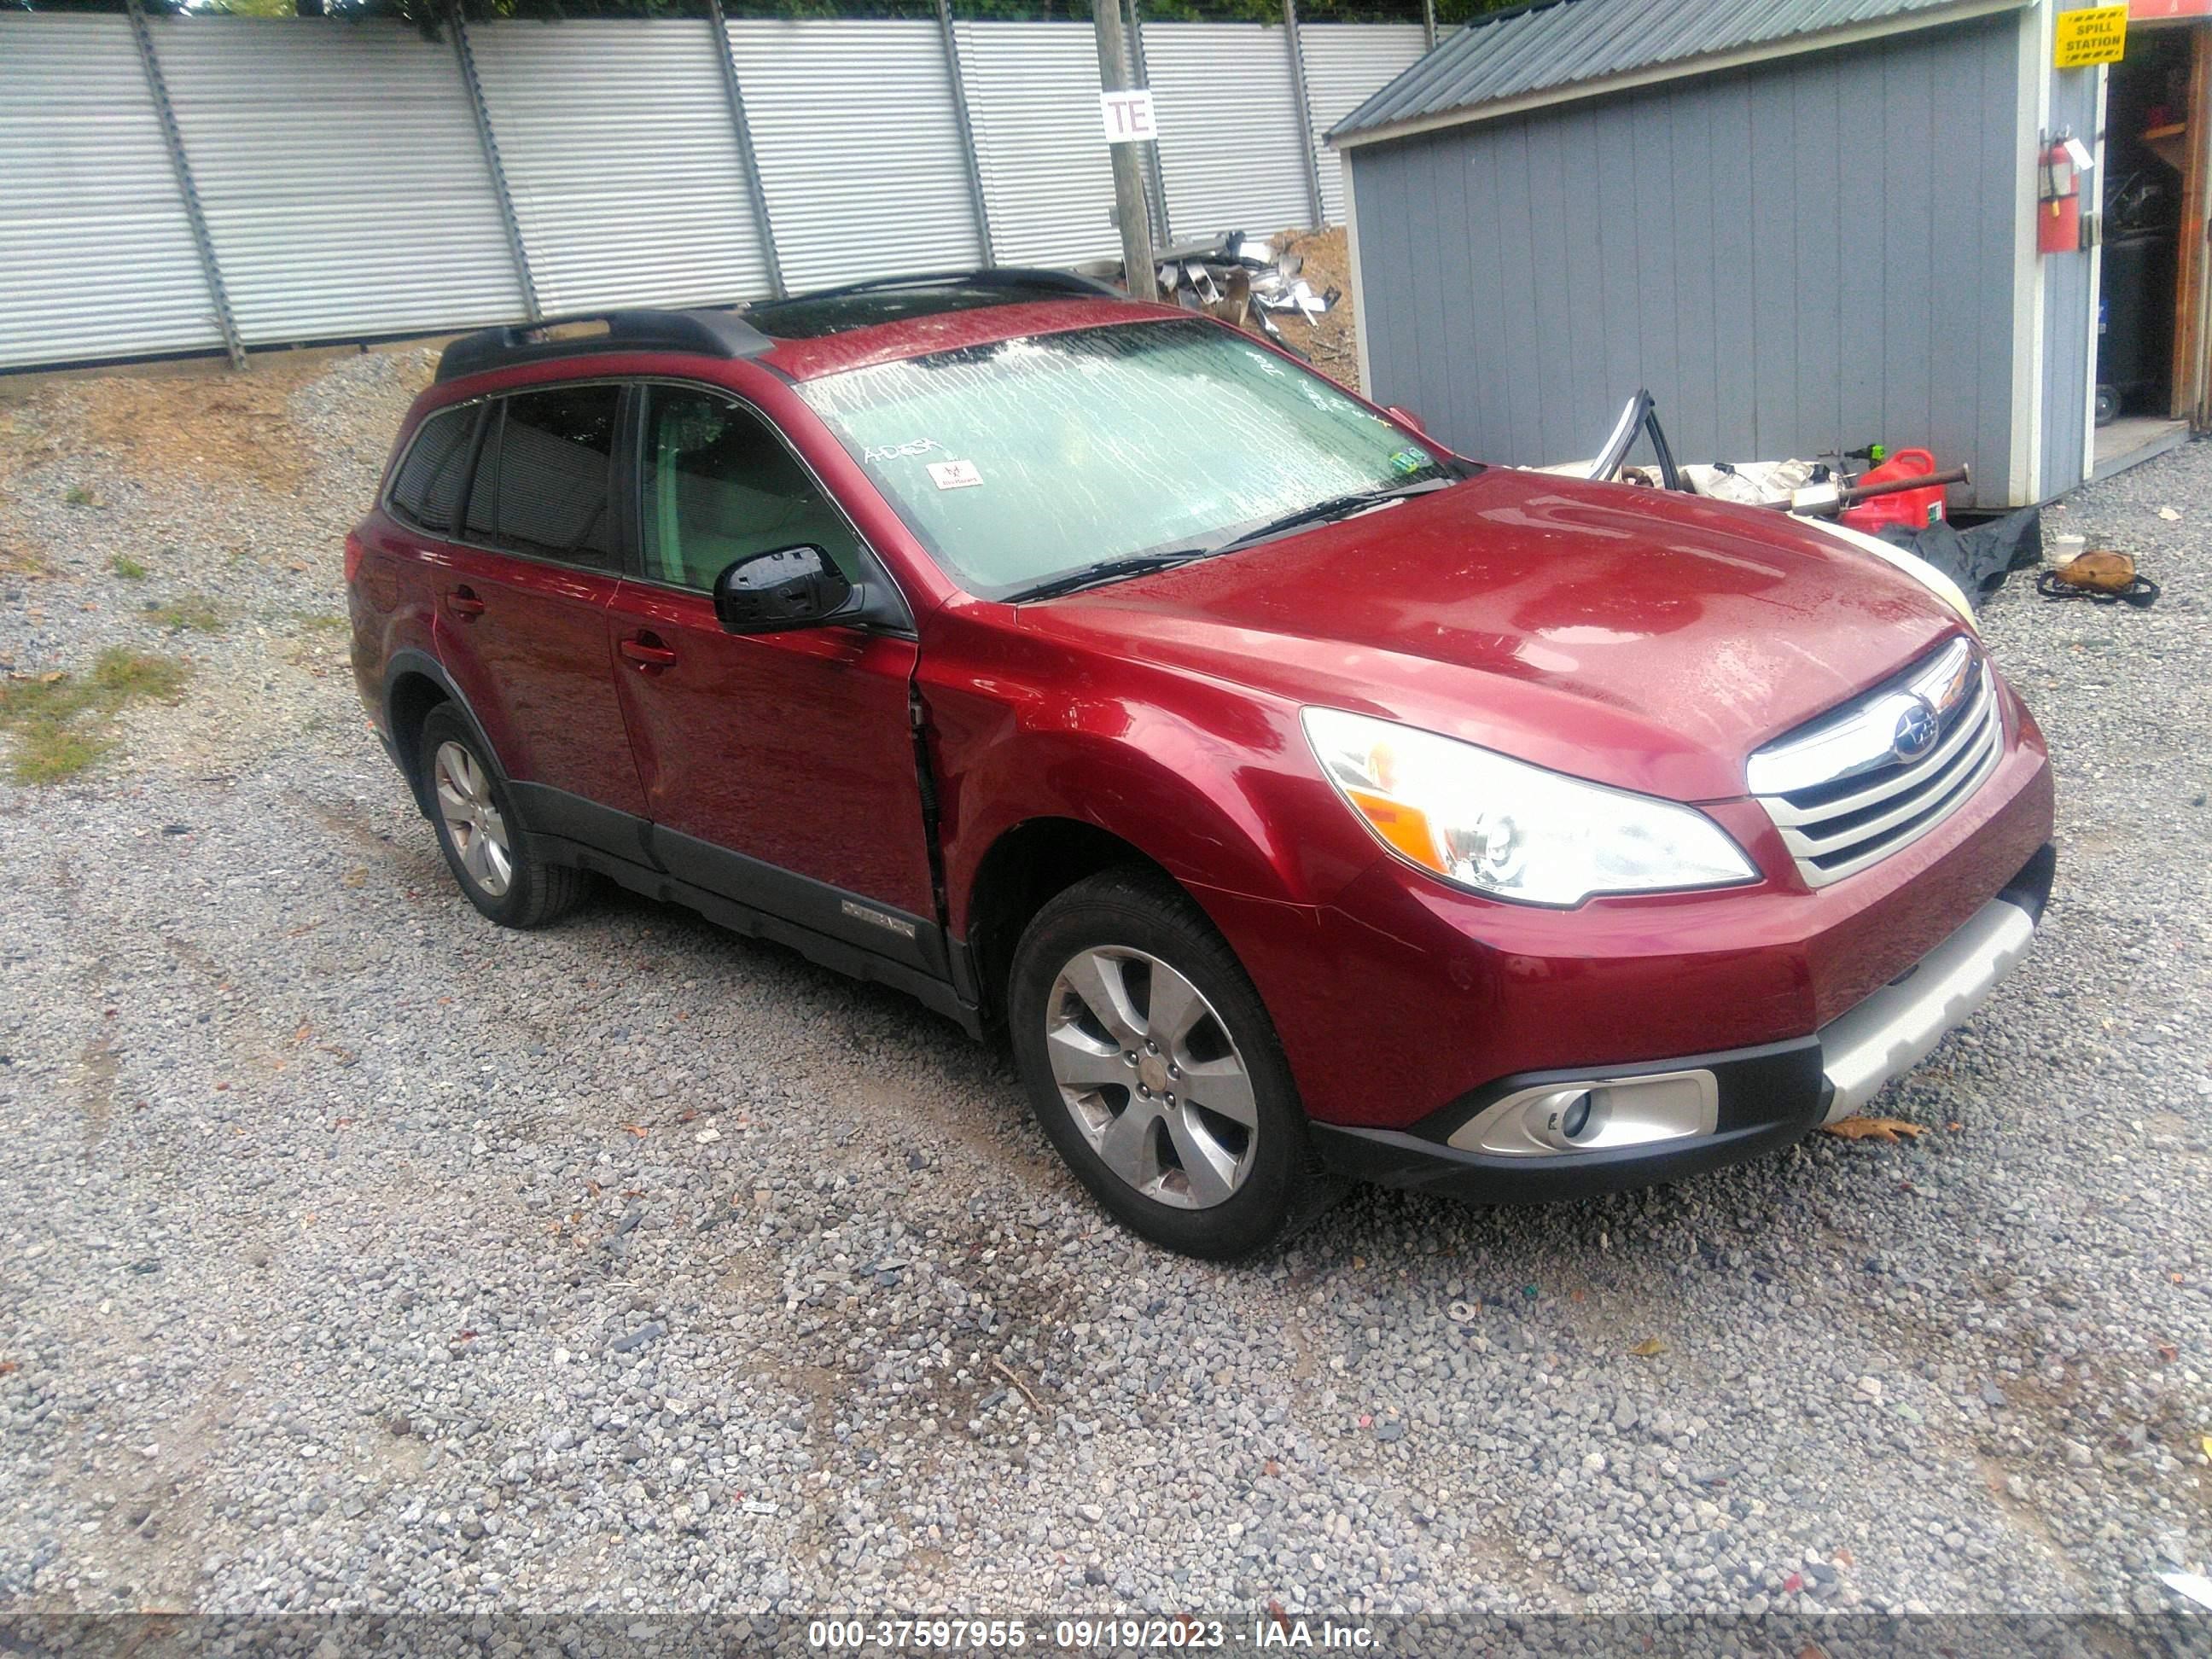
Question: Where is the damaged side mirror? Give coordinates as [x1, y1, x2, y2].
[711, 545, 910, 636]
[713, 545, 853, 634]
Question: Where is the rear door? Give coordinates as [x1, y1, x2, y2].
[603, 381, 940, 968]
[434, 382, 648, 839]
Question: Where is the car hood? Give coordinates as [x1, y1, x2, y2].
[1020, 469, 1966, 802]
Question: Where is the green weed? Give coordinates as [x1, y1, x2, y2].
[0, 649, 191, 784]
[148, 596, 225, 635]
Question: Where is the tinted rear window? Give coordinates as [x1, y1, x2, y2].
[387, 405, 478, 533]
[466, 385, 621, 569]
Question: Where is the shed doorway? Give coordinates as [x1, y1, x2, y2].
[2095, 15, 2209, 473]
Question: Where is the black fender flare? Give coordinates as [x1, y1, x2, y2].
[381, 649, 503, 821]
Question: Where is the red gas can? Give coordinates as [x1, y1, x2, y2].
[1839, 447, 1947, 535]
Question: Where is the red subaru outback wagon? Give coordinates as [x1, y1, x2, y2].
[348, 270, 2055, 1259]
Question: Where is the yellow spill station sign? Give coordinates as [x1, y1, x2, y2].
[2054, 3, 2128, 68]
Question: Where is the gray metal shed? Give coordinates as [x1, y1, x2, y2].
[1330, 0, 2190, 509]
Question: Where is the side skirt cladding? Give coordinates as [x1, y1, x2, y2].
[376, 656, 981, 1036]
[507, 782, 983, 1038]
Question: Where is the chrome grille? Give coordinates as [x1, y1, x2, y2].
[1747, 637, 2002, 888]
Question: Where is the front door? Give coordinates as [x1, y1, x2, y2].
[604, 382, 940, 968]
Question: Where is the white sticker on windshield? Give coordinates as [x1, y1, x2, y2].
[864, 437, 943, 463]
[927, 459, 983, 491]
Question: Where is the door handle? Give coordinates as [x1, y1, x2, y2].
[445, 585, 485, 620]
[620, 633, 678, 673]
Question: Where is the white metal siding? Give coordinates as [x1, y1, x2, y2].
[953, 21, 1120, 269]
[1143, 22, 1313, 242]
[2039, 38, 2096, 498]
[153, 18, 523, 345]
[0, 16, 1428, 371]
[1300, 23, 1427, 224]
[0, 15, 219, 368]
[470, 19, 771, 314]
[728, 20, 981, 292]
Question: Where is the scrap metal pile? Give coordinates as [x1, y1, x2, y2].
[1093, 231, 1338, 357]
[1551, 390, 2044, 608]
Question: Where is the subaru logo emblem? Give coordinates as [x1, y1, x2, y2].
[1892, 696, 1939, 762]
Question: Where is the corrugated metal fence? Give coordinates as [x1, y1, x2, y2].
[0, 9, 1428, 372]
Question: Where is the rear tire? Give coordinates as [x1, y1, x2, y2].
[1008, 869, 1337, 1259]
[417, 703, 585, 929]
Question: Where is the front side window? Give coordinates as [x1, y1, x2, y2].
[639, 387, 867, 591]
[466, 384, 621, 570]
[387, 404, 478, 533]
[797, 318, 1447, 600]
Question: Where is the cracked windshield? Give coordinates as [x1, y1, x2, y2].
[800, 318, 1441, 598]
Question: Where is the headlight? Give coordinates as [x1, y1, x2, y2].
[1301, 707, 1758, 906]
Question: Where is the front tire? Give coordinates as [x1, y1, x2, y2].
[417, 704, 585, 929]
[1008, 870, 1336, 1259]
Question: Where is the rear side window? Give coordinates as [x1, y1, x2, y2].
[466, 384, 622, 570]
[387, 405, 477, 533]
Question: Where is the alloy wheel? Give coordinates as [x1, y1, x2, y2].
[432, 739, 513, 899]
[1044, 946, 1259, 1209]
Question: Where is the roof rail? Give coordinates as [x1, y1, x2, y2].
[764, 268, 1126, 306]
[434, 307, 776, 384]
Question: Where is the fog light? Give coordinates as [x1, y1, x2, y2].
[1452, 1068, 1721, 1157]
[1530, 1087, 1606, 1150]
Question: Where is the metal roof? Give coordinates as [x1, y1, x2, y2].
[1330, 0, 2024, 145]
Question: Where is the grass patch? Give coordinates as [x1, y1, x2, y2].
[0, 649, 191, 784]
[295, 610, 346, 632]
[111, 554, 148, 580]
[148, 596, 224, 634]
[63, 484, 100, 509]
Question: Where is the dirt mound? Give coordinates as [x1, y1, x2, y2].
[1272, 225, 1361, 393]
[0, 346, 435, 574]
[0, 346, 434, 503]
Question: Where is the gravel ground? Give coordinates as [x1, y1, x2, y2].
[0, 354, 2208, 1626]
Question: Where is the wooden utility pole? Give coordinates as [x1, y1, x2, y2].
[1091, 0, 1159, 300]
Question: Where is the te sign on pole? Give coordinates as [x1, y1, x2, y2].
[2053, 3, 2127, 67]
[1100, 90, 1158, 143]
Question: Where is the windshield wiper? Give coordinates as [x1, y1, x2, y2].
[1004, 549, 1213, 603]
[1002, 474, 1457, 604]
[1208, 474, 1456, 557]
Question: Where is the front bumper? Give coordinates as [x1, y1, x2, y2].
[1311, 842, 2053, 1202]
